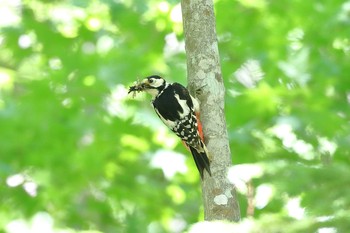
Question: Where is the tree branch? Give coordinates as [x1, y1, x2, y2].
[181, 0, 240, 221]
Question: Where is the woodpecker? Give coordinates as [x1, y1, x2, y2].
[129, 75, 211, 179]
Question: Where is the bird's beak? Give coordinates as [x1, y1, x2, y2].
[140, 78, 151, 88]
[128, 78, 155, 95]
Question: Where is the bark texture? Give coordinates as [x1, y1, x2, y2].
[181, 0, 240, 221]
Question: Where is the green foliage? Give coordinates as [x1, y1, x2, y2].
[0, 0, 349, 232]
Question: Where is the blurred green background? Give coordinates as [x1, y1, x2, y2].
[1, 0, 350, 232]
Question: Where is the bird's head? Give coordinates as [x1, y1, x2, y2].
[139, 75, 167, 98]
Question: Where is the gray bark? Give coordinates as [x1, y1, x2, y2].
[181, 0, 240, 221]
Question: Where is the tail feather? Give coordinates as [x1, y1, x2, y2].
[189, 146, 212, 179]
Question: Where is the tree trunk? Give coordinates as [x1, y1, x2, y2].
[181, 0, 241, 221]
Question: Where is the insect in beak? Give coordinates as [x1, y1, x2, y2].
[128, 79, 149, 97]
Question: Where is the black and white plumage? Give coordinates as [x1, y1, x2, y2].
[134, 75, 211, 179]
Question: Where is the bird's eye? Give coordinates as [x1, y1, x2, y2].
[149, 78, 154, 83]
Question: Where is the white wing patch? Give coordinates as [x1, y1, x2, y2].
[174, 94, 190, 118]
[190, 95, 200, 113]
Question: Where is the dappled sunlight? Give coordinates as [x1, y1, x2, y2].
[255, 184, 274, 209]
[30, 1, 111, 38]
[49, 5, 86, 38]
[278, 49, 311, 86]
[0, 0, 21, 27]
[166, 185, 186, 205]
[105, 84, 133, 119]
[227, 164, 264, 194]
[269, 121, 338, 161]
[285, 197, 305, 220]
[48, 57, 63, 70]
[236, 0, 267, 9]
[287, 28, 304, 51]
[233, 59, 265, 89]
[317, 137, 337, 163]
[168, 216, 187, 233]
[278, 27, 311, 87]
[6, 213, 54, 233]
[81, 42, 96, 55]
[170, 3, 182, 23]
[6, 173, 25, 187]
[189, 220, 255, 233]
[164, 32, 185, 58]
[0, 68, 14, 91]
[6, 173, 38, 197]
[338, 1, 350, 24]
[150, 149, 187, 180]
[157, 2, 170, 13]
[170, 3, 183, 34]
[18, 34, 34, 49]
[78, 130, 95, 147]
[153, 127, 178, 149]
[333, 37, 350, 55]
[120, 134, 149, 152]
[269, 121, 317, 160]
[6, 212, 102, 233]
[23, 181, 38, 197]
[86, 17, 103, 31]
[317, 228, 337, 233]
[141, 1, 182, 33]
[96, 35, 114, 55]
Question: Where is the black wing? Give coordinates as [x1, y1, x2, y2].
[152, 83, 200, 146]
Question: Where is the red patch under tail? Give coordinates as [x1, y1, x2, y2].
[195, 112, 204, 142]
